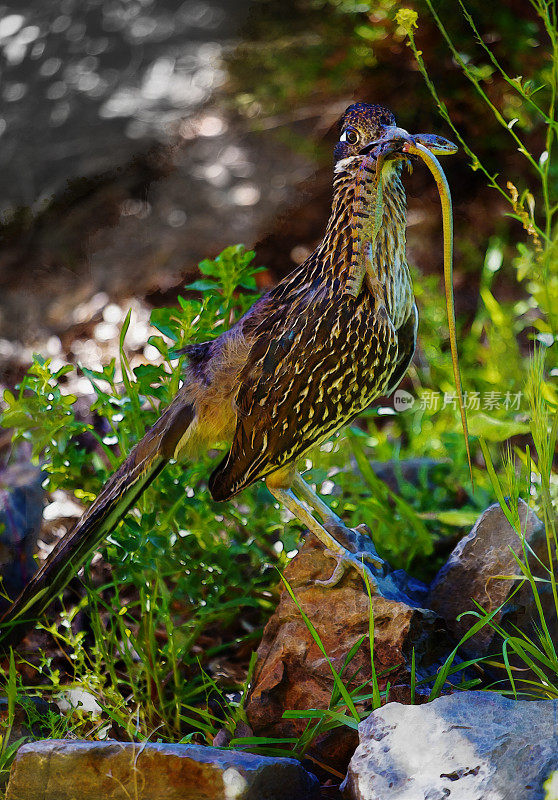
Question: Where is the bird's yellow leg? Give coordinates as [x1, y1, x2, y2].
[291, 471, 384, 563]
[291, 470, 345, 527]
[266, 469, 381, 589]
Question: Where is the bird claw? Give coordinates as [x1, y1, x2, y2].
[355, 546, 385, 570]
[323, 521, 385, 571]
[316, 548, 381, 590]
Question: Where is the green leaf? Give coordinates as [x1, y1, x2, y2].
[429, 509, 480, 526]
[186, 280, 218, 292]
[468, 413, 529, 442]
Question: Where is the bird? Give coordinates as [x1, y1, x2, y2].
[0, 102, 458, 649]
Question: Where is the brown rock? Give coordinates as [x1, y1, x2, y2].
[429, 499, 550, 666]
[245, 534, 454, 775]
[6, 740, 320, 800]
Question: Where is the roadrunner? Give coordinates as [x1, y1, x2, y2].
[0, 103, 460, 648]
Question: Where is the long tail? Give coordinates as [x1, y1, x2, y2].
[0, 397, 194, 650]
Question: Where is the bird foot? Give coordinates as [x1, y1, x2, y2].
[323, 520, 385, 570]
[316, 547, 381, 590]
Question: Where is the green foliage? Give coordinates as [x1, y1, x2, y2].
[1, 246, 282, 740]
[393, 0, 558, 518]
[398, 0, 558, 345]
[394, 0, 558, 702]
[0, 652, 27, 789]
[454, 350, 558, 700]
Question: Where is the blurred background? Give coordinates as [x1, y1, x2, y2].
[0, 0, 547, 401]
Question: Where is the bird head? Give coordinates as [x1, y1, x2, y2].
[334, 102, 457, 169]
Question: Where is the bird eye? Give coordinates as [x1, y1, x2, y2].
[340, 128, 359, 144]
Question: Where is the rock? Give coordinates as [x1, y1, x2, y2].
[5, 740, 320, 800]
[342, 690, 558, 799]
[245, 533, 456, 776]
[212, 721, 254, 749]
[0, 463, 44, 610]
[429, 500, 550, 669]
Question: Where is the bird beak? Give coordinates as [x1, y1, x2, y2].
[360, 126, 458, 158]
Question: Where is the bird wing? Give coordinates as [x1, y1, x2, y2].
[384, 302, 418, 396]
[209, 287, 398, 501]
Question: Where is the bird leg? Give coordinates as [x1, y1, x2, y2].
[291, 470, 347, 528]
[266, 468, 383, 589]
[293, 471, 385, 573]
[291, 472, 384, 566]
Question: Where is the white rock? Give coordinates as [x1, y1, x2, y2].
[342, 691, 558, 799]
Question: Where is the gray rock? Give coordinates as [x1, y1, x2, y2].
[342, 691, 558, 799]
[5, 739, 320, 800]
[429, 500, 549, 666]
[0, 463, 44, 610]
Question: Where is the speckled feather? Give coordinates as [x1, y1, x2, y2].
[209, 106, 417, 500]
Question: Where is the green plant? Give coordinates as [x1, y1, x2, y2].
[398, 1, 558, 346]
[391, 0, 558, 700]
[1, 246, 282, 740]
[0, 652, 27, 789]
[461, 349, 558, 699]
